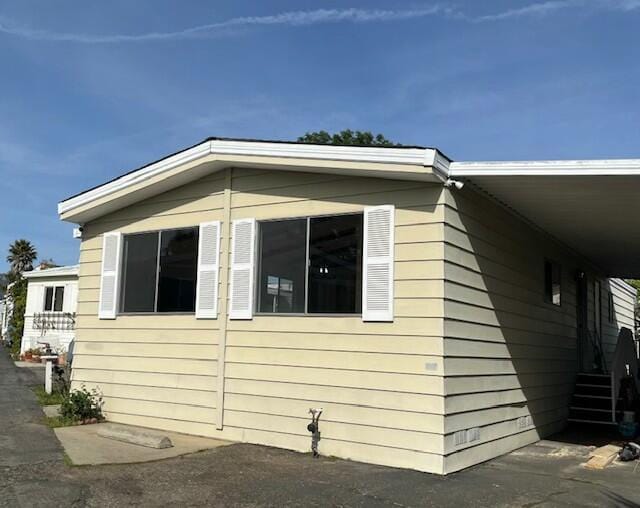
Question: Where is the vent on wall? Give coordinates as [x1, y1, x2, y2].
[453, 427, 481, 447]
[517, 415, 533, 429]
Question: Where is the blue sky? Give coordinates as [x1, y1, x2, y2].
[0, 0, 639, 271]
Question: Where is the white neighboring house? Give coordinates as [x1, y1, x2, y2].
[20, 265, 79, 353]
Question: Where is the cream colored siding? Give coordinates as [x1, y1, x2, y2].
[441, 186, 636, 474]
[73, 173, 226, 431]
[73, 168, 447, 474]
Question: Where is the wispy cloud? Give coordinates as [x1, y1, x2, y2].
[0, 2, 638, 44]
[471, 1, 574, 23]
[0, 7, 446, 43]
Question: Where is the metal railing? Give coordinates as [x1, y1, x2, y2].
[33, 312, 76, 333]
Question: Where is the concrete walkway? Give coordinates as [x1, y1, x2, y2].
[55, 423, 231, 465]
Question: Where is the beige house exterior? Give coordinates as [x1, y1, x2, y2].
[58, 138, 638, 475]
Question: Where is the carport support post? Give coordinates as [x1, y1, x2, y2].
[216, 168, 232, 430]
[45, 360, 52, 395]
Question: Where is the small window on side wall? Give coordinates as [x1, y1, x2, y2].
[43, 286, 64, 311]
[544, 260, 561, 306]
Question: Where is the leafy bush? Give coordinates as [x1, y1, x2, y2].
[60, 385, 104, 422]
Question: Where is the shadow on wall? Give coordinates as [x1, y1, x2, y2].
[446, 184, 624, 459]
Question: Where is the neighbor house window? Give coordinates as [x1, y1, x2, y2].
[257, 213, 363, 314]
[44, 286, 64, 311]
[544, 260, 561, 306]
[120, 227, 199, 313]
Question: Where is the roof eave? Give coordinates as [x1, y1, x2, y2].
[58, 140, 449, 224]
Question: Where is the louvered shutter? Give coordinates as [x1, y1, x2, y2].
[362, 205, 395, 322]
[195, 221, 221, 318]
[229, 218, 256, 320]
[98, 232, 122, 319]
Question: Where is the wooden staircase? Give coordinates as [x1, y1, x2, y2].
[568, 373, 616, 425]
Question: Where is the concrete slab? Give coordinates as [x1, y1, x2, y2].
[55, 423, 231, 465]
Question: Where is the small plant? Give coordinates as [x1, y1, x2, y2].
[59, 385, 104, 424]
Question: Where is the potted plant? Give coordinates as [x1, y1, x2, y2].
[30, 347, 43, 363]
[24, 349, 33, 361]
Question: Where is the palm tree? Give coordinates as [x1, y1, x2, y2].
[7, 239, 37, 275]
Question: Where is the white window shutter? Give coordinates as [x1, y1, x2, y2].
[195, 221, 221, 319]
[363, 205, 395, 322]
[229, 218, 256, 320]
[98, 232, 122, 319]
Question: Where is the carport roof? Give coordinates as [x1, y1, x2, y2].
[449, 159, 640, 277]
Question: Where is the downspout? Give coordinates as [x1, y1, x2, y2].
[216, 168, 233, 430]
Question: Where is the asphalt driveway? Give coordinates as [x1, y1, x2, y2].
[1, 348, 639, 507]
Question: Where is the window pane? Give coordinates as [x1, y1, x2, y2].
[258, 219, 307, 313]
[157, 228, 199, 313]
[308, 214, 363, 314]
[53, 287, 64, 311]
[44, 287, 54, 311]
[121, 233, 159, 312]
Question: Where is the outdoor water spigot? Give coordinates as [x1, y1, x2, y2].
[308, 408, 323, 458]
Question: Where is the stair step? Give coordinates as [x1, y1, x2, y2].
[576, 373, 610, 387]
[567, 418, 616, 426]
[570, 406, 611, 413]
[569, 407, 614, 423]
[573, 393, 611, 400]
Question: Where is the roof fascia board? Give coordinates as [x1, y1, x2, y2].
[211, 139, 435, 165]
[58, 140, 448, 218]
[23, 266, 80, 279]
[450, 159, 640, 177]
[58, 141, 212, 216]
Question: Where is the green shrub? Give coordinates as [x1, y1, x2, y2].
[60, 385, 104, 422]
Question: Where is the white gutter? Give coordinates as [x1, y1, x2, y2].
[450, 159, 640, 177]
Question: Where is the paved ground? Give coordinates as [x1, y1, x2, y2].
[1, 348, 639, 507]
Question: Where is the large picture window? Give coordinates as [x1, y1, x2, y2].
[257, 213, 363, 314]
[120, 227, 199, 313]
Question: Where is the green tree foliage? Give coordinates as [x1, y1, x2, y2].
[7, 239, 37, 274]
[298, 129, 400, 147]
[7, 277, 27, 356]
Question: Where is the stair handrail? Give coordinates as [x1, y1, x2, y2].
[610, 327, 638, 423]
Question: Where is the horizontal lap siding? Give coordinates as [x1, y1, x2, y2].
[441, 187, 605, 474]
[72, 175, 226, 428]
[222, 170, 446, 472]
[74, 168, 447, 474]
